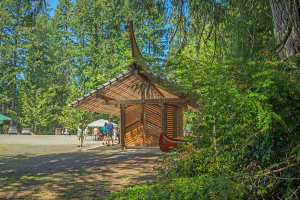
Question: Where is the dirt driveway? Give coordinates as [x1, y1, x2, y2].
[0, 135, 161, 199]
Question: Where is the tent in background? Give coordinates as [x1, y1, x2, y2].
[0, 114, 11, 126]
[87, 119, 117, 128]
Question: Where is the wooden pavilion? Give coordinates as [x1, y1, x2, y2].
[68, 21, 199, 149]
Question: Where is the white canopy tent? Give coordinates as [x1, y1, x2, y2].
[87, 119, 117, 128]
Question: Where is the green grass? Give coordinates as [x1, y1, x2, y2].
[0, 170, 111, 199]
[104, 175, 246, 200]
[0, 148, 159, 199]
[0, 144, 19, 152]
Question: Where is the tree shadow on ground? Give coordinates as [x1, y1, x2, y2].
[0, 149, 161, 199]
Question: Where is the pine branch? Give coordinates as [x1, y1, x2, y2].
[211, 0, 217, 64]
[218, 0, 255, 35]
[233, 162, 300, 181]
[170, 0, 183, 44]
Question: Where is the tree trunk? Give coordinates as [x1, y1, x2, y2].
[11, 3, 19, 127]
[11, 40, 17, 127]
[94, 7, 98, 70]
[1, 103, 4, 115]
[34, 124, 37, 134]
[270, 0, 300, 58]
[10, 82, 16, 126]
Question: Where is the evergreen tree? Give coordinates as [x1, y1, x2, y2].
[0, 0, 46, 127]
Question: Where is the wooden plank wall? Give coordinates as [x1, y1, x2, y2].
[161, 103, 167, 134]
[144, 104, 161, 146]
[123, 103, 183, 146]
[177, 107, 184, 137]
[165, 104, 183, 138]
[120, 104, 126, 148]
[124, 104, 145, 146]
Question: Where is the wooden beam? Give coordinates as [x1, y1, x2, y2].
[141, 104, 145, 146]
[138, 73, 165, 98]
[96, 92, 115, 101]
[161, 103, 166, 133]
[101, 98, 185, 105]
[164, 104, 168, 134]
[173, 106, 177, 138]
[120, 104, 126, 149]
[143, 73, 201, 109]
[150, 89, 154, 99]
[177, 107, 183, 137]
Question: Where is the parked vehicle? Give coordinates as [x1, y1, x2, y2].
[8, 126, 18, 134]
[22, 128, 31, 135]
[62, 127, 71, 135]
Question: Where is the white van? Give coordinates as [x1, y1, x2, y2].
[62, 127, 71, 135]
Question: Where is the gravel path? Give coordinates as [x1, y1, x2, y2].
[0, 135, 107, 155]
[0, 135, 161, 199]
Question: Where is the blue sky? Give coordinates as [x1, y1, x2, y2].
[47, 0, 59, 16]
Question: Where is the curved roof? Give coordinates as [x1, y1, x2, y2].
[68, 21, 200, 116]
[125, 21, 148, 69]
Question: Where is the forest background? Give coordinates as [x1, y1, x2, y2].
[1, 0, 300, 198]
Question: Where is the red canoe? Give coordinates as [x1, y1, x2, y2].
[159, 132, 186, 152]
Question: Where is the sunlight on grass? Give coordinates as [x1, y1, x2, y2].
[0, 150, 159, 199]
[10, 182, 21, 186]
[0, 144, 19, 152]
[0, 168, 152, 199]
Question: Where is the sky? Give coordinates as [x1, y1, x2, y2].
[47, 0, 59, 16]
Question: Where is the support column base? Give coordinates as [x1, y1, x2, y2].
[121, 146, 126, 150]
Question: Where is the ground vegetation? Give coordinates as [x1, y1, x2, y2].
[107, 0, 300, 199]
[1, 0, 300, 198]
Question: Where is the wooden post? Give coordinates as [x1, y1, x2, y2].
[141, 81, 145, 101]
[146, 88, 151, 99]
[161, 103, 167, 134]
[177, 107, 183, 137]
[144, 110, 147, 145]
[173, 106, 177, 138]
[141, 104, 145, 146]
[150, 89, 154, 99]
[120, 104, 126, 150]
[146, 93, 150, 99]
[161, 103, 164, 133]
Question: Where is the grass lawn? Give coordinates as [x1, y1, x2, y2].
[0, 144, 23, 152]
[0, 171, 112, 199]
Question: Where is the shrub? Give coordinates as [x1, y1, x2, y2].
[3, 124, 9, 134]
[104, 175, 245, 200]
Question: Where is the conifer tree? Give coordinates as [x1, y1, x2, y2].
[0, 0, 46, 127]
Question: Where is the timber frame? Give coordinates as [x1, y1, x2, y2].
[68, 21, 200, 148]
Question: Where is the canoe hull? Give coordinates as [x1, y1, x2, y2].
[159, 132, 185, 152]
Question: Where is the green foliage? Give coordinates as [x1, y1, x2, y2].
[104, 175, 245, 200]
[3, 125, 9, 134]
[155, 49, 300, 198]
[114, 0, 300, 198]
[1, 0, 167, 132]
[1, 0, 300, 199]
